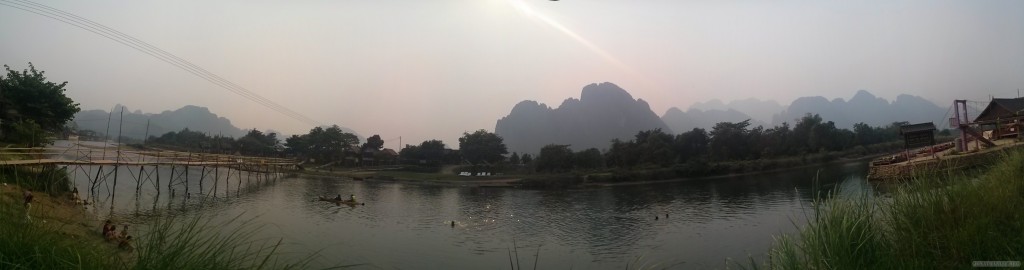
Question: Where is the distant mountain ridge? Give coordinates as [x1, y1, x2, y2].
[680, 90, 947, 130]
[73, 105, 247, 139]
[495, 82, 671, 154]
[689, 98, 784, 125]
[772, 90, 947, 129]
[661, 107, 765, 134]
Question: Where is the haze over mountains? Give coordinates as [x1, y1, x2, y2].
[73, 105, 247, 140]
[771, 90, 947, 129]
[73, 84, 948, 153]
[497, 83, 950, 154]
[689, 98, 785, 125]
[661, 108, 765, 135]
[495, 82, 670, 154]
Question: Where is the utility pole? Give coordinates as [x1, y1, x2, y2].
[116, 107, 124, 160]
[102, 109, 112, 160]
[111, 106, 124, 208]
[143, 119, 150, 145]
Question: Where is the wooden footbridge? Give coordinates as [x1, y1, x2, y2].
[0, 143, 299, 207]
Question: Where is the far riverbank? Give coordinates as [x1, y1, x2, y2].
[295, 148, 891, 189]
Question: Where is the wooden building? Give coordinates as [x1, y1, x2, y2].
[899, 122, 937, 150]
[974, 98, 1024, 140]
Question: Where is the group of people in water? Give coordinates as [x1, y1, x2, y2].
[102, 220, 134, 251]
[333, 194, 356, 202]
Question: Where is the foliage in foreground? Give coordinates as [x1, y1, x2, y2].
[0, 165, 72, 195]
[132, 213, 315, 270]
[768, 149, 1024, 269]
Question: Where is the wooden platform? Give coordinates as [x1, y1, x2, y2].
[868, 139, 1024, 181]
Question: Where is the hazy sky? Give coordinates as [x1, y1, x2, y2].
[2, 0, 1022, 147]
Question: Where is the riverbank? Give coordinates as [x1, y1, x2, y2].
[295, 149, 890, 189]
[0, 183, 127, 269]
[299, 168, 524, 187]
[765, 148, 1024, 269]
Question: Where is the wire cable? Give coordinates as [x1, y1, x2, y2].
[0, 0, 322, 127]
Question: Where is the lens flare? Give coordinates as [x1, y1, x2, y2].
[509, 0, 627, 70]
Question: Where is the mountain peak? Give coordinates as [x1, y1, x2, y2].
[664, 107, 684, 116]
[580, 82, 633, 102]
[496, 82, 669, 154]
[510, 100, 551, 113]
[852, 89, 876, 100]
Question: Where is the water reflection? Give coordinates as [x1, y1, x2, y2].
[62, 150, 873, 269]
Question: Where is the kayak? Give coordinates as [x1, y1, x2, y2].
[318, 196, 362, 206]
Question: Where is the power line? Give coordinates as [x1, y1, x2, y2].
[0, 0, 322, 127]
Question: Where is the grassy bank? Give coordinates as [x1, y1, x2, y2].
[765, 148, 1024, 269]
[0, 169, 319, 269]
[0, 197, 121, 267]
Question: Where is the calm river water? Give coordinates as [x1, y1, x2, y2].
[64, 143, 872, 270]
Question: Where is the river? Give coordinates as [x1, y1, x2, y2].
[59, 142, 872, 269]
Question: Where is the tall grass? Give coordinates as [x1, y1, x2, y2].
[132, 213, 316, 270]
[0, 165, 72, 195]
[767, 149, 1024, 269]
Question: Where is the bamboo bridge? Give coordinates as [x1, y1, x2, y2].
[0, 143, 299, 208]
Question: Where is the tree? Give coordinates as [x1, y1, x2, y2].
[673, 128, 709, 163]
[286, 125, 359, 163]
[458, 129, 508, 165]
[285, 134, 309, 155]
[709, 120, 751, 161]
[419, 140, 446, 163]
[634, 129, 674, 167]
[236, 129, 279, 155]
[536, 144, 574, 172]
[0, 63, 81, 143]
[362, 134, 384, 151]
[509, 152, 520, 165]
[574, 148, 604, 170]
[605, 138, 639, 168]
[521, 153, 534, 164]
[401, 139, 447, 165]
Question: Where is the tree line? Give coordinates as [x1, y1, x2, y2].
[530, 114, 921, 173]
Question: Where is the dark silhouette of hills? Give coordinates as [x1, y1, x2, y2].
[689, 98, 784, 125]
[661, 107, 765, 133]
[495, 82, 670, 154]
[73, 105, 247, 139]
[771, 90, 947, 129]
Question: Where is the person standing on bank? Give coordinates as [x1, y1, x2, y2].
[23, 188, 34, 220]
